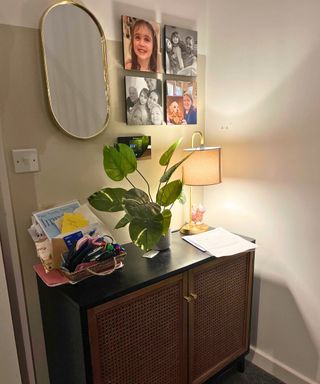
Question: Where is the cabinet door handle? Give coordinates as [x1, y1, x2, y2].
[190, 293, 198, 300]
[184, 296, 192, 303]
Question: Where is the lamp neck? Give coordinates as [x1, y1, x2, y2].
[191, 131, 204, 148]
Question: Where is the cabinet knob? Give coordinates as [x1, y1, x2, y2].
[190, 293, 198, 300]
[184, 296, 192, 303]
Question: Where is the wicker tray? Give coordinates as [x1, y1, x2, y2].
[60, 252, 125, 283]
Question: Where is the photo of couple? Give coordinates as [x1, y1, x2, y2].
[125, 76, 163, 126]
[164, 26, 197, 76]
[166, 81, 197, 125]
[122, 15, 162, 73]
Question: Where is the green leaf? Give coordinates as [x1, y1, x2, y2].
[160, 153, 193, 183]
[159, 137, 183, 166]
[177, 188, 187, 204]
[129, 214, 164, 251]
[156, 180, 183, 207]
[115, 213, 132, 229]
[124, 188, 161, 218]
[88, 188, 126, 212]
[162, 209, 172, 235]
[103, 144, 137, 181]
[125, 188, 150, 205]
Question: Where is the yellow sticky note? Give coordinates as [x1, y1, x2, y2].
[61, 213, 89, 234]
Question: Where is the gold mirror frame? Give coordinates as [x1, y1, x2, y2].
[40, 1, 110, 139]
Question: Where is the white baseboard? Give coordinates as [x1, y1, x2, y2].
[248, 346, 319, 384]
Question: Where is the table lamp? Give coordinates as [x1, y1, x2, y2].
[180, 131, 221, 235]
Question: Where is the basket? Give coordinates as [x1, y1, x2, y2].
[60, 252, 125, 283]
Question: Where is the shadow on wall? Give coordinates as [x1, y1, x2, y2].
[250, 275, 319, 380]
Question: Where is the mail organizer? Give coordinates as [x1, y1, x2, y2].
[36, 230, 255, 384]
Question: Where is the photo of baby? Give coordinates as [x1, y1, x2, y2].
[125, 76, 163, 125]
[122, 15, 162, 73]
[164, 25, 197, 76]
[166, 80, 197, 125]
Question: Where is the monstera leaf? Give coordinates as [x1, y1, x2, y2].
[88, 138, 188, 251]
[115, 213, 132, 229]
[123, 189, 161, 218]
[161, 209, 172, 235]
[88, 188, 126, 212]
[160, 153, 192, 183]
[156, 180, 183, 207]
[103, 143, 137, 181]
[129, 214, 164, 251]
[159, 138, 182, 166]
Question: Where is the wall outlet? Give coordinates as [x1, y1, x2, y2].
[12, 148, 39, 173]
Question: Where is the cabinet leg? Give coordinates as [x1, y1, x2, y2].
[237, 357, 246, 373]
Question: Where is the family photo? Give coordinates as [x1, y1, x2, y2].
[164, 26, 197, 76]
[125, 76, 163, 125]
[166, 81, 197, 125]
[122, 15, 161, 73]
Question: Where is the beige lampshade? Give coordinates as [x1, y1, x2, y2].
[182, 146, 221, 186]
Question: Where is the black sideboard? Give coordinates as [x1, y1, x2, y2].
[37, 230, 255, 384]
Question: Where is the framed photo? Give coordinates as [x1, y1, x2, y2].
[166, 80, 197, 125]
[117, 136, 151, 160]
[122, 15, 161, 73]
[164, 25, 197, 76]
[125, 76, 163, 125]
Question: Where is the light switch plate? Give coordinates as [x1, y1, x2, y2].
[12, 148, 39, 173]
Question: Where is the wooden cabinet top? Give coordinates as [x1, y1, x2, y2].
[39, 230, 254, 309]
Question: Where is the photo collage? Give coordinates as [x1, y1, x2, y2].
[122, 15, 198, 126]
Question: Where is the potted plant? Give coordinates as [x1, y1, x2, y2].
[88, 138, 191, 251]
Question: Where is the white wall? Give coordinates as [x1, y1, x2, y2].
[205, 1, 320, 383]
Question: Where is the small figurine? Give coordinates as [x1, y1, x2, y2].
[191, 204, 206, 224]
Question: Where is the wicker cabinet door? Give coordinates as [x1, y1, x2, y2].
[189, 252, 254, 384]
[88, 274, 188, 384]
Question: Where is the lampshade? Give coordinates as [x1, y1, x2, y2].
[182, 146, 221, 186]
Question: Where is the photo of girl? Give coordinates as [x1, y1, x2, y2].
[125, 76, 163, 125]
[166, 80, 197, 125]
[122, 15, 161, 73]
[164, 25, 198, 76]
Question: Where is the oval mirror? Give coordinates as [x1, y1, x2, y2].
[41, 1, 110, 139]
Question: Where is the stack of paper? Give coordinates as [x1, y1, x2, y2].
[182, 227, 257, 257]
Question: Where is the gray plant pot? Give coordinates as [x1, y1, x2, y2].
[153, 230, 171, 251]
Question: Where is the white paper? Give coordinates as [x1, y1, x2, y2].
[182, 227, 257, 257]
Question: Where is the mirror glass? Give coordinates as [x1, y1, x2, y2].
[41, 2, 110, 139]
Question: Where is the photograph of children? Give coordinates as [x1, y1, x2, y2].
[125, 76, 163, 125]
[164, 25, 197, 76]
[166, 80, 197, 125]
[117, 136, 151, 160]
[122, 15, 162, 73]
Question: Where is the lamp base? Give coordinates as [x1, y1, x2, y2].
[180, 222, 209, 235]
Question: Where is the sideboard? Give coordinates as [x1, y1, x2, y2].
[37, 230, 255, 384]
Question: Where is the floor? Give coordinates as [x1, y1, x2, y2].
[206, 361, 286, 384]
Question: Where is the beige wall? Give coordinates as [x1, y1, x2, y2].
[0, 8, 206, 381]
[0, 0, 208, 52]
[0, 242, 21, 384]
[205, 1, 320, 383]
